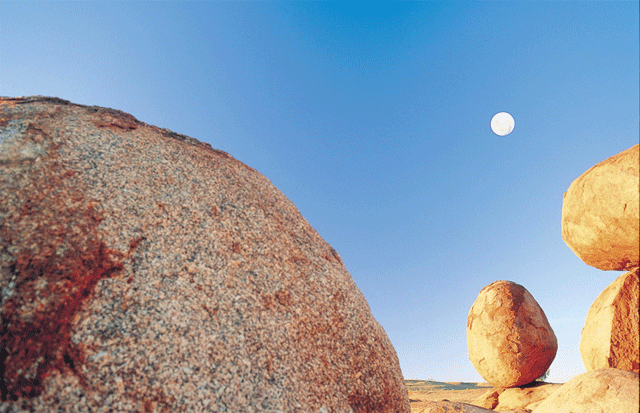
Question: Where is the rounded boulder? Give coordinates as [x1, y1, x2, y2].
[467, 281, 557, 388]
[561, 144, 639, 271]
[0, 97, 410, 412]
[580, 268, 639, 373]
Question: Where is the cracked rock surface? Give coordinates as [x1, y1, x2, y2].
[580, 268, 639, 373]
[466, 281, 557, 388]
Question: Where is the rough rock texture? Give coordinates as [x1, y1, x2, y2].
[580, 268, 639, 373]
[471, 382, 561, 411]
[467, 281, 557, 388]
[493, 382, 560, 411]
[471, 389, 501, 410]
[561, 144, 639, 271]
[0, 96, 410, 412]
[531, 368, 639, 413]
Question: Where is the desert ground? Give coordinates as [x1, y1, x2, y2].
[406, 380, 493, 412]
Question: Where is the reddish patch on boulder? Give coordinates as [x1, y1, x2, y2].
[0, 114, 125, 400]
[1, 242, 123, 400]
[1, 96, 411, 412]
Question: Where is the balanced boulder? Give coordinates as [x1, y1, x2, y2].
[467, 281, 557, 388]
[561, 144, 639, 271]
[0, 97, 410, 412]
[532, 368, 639, 413]
[580, 268, 639, 373]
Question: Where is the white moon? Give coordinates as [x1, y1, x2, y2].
[490, 112, 515, 136]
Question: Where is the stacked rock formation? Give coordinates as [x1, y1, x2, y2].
[561, 144, 639, 373]
[0, 97, 410, 412]
[466, 281, 557, 388]
[430, 145, 640, 412]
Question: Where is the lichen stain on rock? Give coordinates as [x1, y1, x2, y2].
[92, 111, 139, 131]
[0, 117, 125, 401]
[1, 241, 123, 400]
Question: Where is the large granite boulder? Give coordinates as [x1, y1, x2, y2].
[580, 268, 639, 373]
[0, 97, 410, 412]
[561, 144, 639, 271]
[467, 281, 557, 388]
[532, 368, 639, 413]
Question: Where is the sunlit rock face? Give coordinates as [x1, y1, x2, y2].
[466, 281, 557, 388]
[471, 382, 562, 411]
[561, 144, 639, 271]
[531, 368, 640, 413]
[0, 96, 410, 412]
[580, 268, 639, 373]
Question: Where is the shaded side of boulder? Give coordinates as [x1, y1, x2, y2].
[0, 97, 410, 412]
[561, 144, 639, 271]
[531, 368, 639, 413]
[580, 268, 639, 373]
[467, 281, 557, 388]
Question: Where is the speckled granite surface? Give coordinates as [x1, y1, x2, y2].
[0, 96, 410, 412]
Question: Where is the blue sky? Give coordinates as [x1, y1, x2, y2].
[2, 1, 638, 383]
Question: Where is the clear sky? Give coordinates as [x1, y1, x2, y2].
[2, 1, 638, 384]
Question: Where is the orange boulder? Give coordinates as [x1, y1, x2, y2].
[580, 268, 639, 373]
[561, 144, 639, 271]
[532, 368, 639, 413]
[467, 281, 557, 388]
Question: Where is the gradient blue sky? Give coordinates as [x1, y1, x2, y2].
[2, 1, 638, 383]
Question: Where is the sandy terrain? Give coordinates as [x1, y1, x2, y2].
[406, 380, 493, 412]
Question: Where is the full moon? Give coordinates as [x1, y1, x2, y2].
[490, 112, 515, 136]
